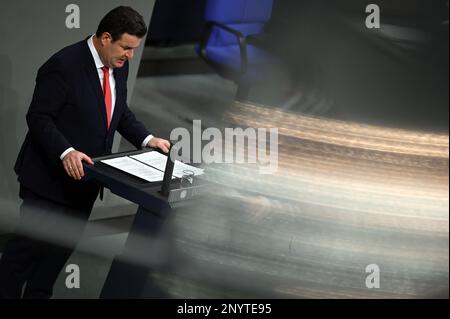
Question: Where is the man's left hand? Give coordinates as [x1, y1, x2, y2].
[147, 137, 170, 153]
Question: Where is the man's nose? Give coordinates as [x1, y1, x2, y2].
[126, 49, 134, 60]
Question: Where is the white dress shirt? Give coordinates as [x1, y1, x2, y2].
[60, 35, 152, 160]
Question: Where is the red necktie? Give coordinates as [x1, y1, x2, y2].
[101, 66, 112, 129]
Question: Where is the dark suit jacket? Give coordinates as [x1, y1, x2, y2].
[14, 37, 150, 209]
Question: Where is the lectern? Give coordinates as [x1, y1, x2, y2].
[83, 149, 202, 298]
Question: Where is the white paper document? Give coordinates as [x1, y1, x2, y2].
[100, 151, 204, 182]
[101, 156, 165, 182]
[130, 151, 204, 178]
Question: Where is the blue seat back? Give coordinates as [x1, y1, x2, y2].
[205, 0, 273, 47]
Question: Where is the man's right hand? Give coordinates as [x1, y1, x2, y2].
[62, 150, 94, 180]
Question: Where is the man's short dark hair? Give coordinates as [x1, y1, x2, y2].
[96, 6, 147, 41]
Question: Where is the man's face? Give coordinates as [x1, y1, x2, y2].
[99, 32, 142, 68]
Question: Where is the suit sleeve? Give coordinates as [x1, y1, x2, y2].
[116, 62, 151, 149]
[26, 56, 72, 162]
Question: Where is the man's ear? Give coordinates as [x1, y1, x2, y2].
[100, 32, 113, 45]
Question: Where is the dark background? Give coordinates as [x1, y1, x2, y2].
[146, 0, 449, 132]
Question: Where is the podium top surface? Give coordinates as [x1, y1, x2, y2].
[83, 149, 175, 211]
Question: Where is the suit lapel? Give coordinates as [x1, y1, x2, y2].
[82, 40, 109, 132]
[110, 67, 125, 130]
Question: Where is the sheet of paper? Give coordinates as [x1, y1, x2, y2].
[171, 160, 205, 178]
[101, 156, 165, 182]
[130, 151, 204, 178]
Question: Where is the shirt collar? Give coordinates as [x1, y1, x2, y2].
[87, 35, 111, 73]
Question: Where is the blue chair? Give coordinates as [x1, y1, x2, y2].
[196, 0, 274, 100]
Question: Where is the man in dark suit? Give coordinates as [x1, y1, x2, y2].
[0, 6, 170, 298]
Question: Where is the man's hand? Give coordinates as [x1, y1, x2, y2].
[148, 137, 170, 153]
[62, 150, 94, 180]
